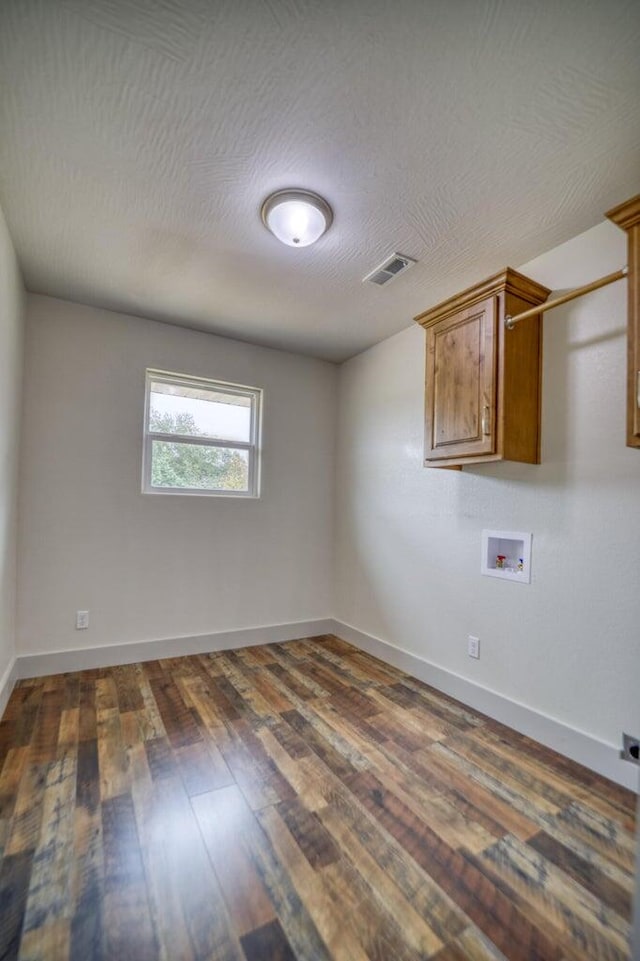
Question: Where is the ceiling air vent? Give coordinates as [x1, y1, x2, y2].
[363, 252, 417, 286]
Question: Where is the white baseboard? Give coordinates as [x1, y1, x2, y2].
[331, 619, 638, 793]
[15, 618, 335, 680]
[0, 655, 18, 718]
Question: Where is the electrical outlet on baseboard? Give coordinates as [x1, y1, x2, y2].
[468, 635, 480, 659]
[620, 732, 639, 764]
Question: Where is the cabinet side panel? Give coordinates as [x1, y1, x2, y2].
[424, 331, 434, 457]
[627, 223, 640, 446]
[606, 194, 640, 448]
[501, 294, 543, 463]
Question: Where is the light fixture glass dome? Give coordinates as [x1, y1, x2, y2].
[261, 189, 333, 247]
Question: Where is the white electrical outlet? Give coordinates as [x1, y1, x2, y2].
[76, 610, 89, 630]
[468, 635, 480, 659]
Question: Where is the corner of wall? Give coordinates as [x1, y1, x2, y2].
[0, 200, 26, 711]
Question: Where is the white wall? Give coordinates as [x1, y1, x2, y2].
[335, 220, 640, 752]
[18, 296, 337, 654]
[0, 204, 24, 690]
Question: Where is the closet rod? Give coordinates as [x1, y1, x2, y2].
[504, 266, 628, 329]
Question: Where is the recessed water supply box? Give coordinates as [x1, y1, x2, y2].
[481, 530, 532, 583]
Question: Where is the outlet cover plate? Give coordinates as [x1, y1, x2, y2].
[76, 610, 89, 630]
[620, 732, 640, 764]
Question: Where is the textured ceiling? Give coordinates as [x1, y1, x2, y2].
[0, 0, 639, 361]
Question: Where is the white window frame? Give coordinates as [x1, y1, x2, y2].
[142, 369, 262, 498]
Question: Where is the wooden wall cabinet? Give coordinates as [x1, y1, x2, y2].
[415, 269, 550, 469]
[606, 194, 640, 449]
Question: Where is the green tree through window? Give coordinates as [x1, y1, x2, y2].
[149, 410, 248, 490]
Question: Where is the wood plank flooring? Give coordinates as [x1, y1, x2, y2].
[0, 635, 636, 960]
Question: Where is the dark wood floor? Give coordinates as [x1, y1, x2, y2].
[0, 635, 636, 961]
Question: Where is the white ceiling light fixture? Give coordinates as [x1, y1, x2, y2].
[261, 189, 333, 247]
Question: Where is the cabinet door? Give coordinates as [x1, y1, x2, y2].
[425, 296, 497, 461]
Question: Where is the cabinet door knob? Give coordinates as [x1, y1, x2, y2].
[637, 370, 640, 410]
[482, 405, 491, 436]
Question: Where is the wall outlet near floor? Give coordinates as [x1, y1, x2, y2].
[468, 635, 480, 659]
[620, 732, 639, 764]
[76, 610, 89, 630]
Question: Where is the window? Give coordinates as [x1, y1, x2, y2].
[142, 369, 262, 497]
